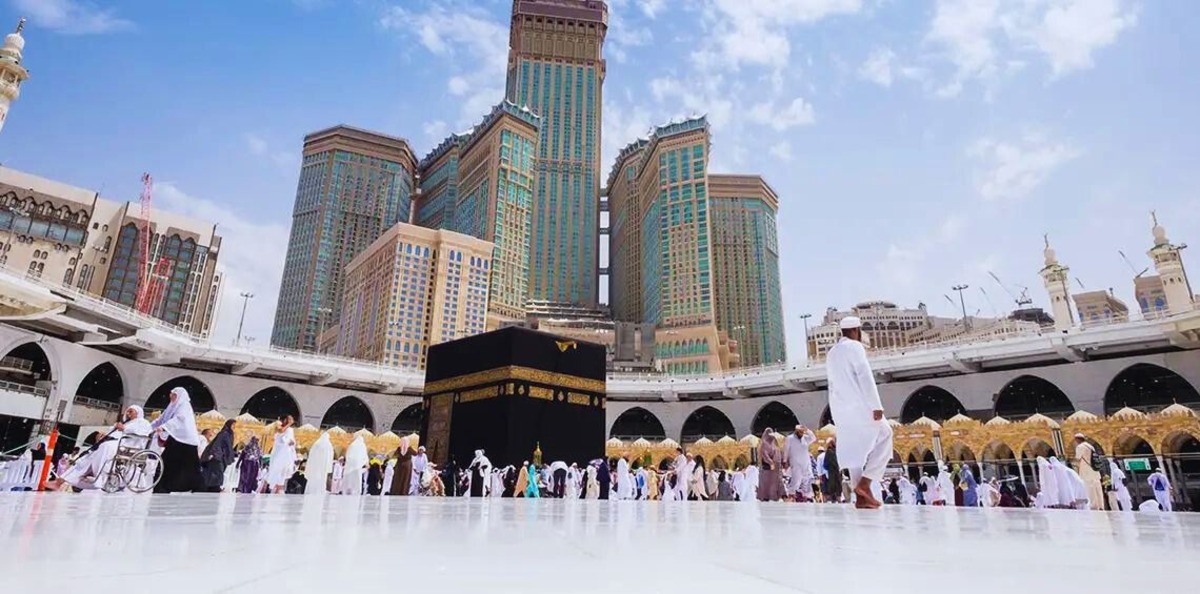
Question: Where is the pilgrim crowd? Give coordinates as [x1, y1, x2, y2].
[17, 316, 1184, 512]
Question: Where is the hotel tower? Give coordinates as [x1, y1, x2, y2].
[505, 0, 608, 307]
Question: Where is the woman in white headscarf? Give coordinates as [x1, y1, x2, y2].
[1036, 456, 1061, 508]
[265, 415, 297, 494]
[150, 388, 203, 493]
[1052, 456, 1088, 509]
[304, 431, 335, 495]
[342, 436, 369, 495]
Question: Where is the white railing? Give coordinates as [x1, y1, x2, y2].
[0, 379, 48, 397]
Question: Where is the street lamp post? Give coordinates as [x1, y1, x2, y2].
[235, 291, 254, 345]
[799, 313, 812, 359]
[952, 284, 971, 332]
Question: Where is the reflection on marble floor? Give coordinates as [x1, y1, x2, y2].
[0, 493, 1194, 593]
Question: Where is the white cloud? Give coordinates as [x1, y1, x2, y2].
[694, 0, 863, 71]
[858, 47, 900, 87]
[243, 133, 296, 171]
[422, 120, 448, 142]
[153, 183, 289, 345]
[380, 1, 508, 126]
[748, 97, 816, 131]
[925, 0, 1137, 95]
[1030, 0, 1138, 76]
[969, 133, 1080, 202]
[769, 141, 794, 162]
[13, 0, 133, 35]
[641, 0, 667, 18]
[876, 213, 971, 290]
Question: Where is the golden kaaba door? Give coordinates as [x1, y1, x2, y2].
[426, 394, 453, 465]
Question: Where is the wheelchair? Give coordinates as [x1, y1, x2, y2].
[99, 434, 163, 493]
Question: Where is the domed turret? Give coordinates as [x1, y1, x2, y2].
[0, 18, 29, 135]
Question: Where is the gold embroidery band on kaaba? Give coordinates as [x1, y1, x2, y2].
[423, 365, 606, 396]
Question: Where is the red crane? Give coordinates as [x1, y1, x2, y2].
[134, 173, 170, 315]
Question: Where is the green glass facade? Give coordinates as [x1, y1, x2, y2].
[506, 1, 606, 307]
[710, 179, 786, 366]
[272, 128, 416, 351]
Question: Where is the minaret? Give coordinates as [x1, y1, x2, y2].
[1147, 211, 1195, 314]
[1040, 235, 1074, 331]
[0, 18, 29, 135]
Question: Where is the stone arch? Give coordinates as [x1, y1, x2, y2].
[73, 362, 124, 407]
[819, 406, 833, 427]
[711, 456, 729, 470]
[1161, 430, 1200, 456]
[1113, 433, 1155, 457]
[1161, 431, 1200, 477]
[391, 403, 423, 434]
[751, 401, 798, 435]
[944, 443, 976, 463]
[1, 341, 53, 383]
[241, 387, 301, 422]
[321, 396, 374, 432]
[609, 407, 666, 440]
[681, 406, 735, 442]
[146, 376, 216, 413]
[1104, 363, 1200, 414]
[1021, 438, 1056, 459]
[734, 454, 750, 470]
[900, 385, 966, 424]
[994, 375, 1075, 419]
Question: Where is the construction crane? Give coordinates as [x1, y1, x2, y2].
[1118, 250, 1150, 278]
[133, 173, 172, 315]
[988, 271, 1033, 308]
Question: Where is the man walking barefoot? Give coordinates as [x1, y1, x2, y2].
[826, 316, 894, 509]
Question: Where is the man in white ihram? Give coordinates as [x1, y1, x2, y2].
[826, 316, 893, 509]
[783, 424, 816, 501]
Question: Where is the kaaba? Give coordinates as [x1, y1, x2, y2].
[420, 326, 606, 469]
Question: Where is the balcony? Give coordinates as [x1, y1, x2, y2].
[70, 396, 121, 427]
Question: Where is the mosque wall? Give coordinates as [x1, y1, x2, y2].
[3, 324, 1199, 443]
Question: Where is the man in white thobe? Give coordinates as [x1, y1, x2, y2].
[783, 425, 817, 501]
[826, 316, 893, 509]
[1107, 459, 1133, 512]
[1072, 434, 1105, 510]
[411, 446, 429, 495]
[672, 448, 689, 501]
[1147, 469, 1172, 512]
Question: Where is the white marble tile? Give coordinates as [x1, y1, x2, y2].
[0, 494, 1194, 593]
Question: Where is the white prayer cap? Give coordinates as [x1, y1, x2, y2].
[839, 316, 863, 330]
[795, 424, 804, 432]
[1074, 433, 1086, 439]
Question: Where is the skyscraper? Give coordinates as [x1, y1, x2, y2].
[452, 102, 540, 326]
[505, 0, 607, 307]
[608, 117, 737, 374]
[336, 222, 494, 369]
[416, 102, 540, 327]
[709, 174, 786, 366]
[606, 139, 646, 322]
[638, 118, 714, 330]
[272, 126, 417, 351]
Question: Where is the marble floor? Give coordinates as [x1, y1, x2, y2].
[0, 493, 1193, 593]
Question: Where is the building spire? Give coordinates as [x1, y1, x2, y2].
[14, 18, 24, 34]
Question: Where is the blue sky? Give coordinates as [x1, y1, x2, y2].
[1, 0, 1196, 362]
